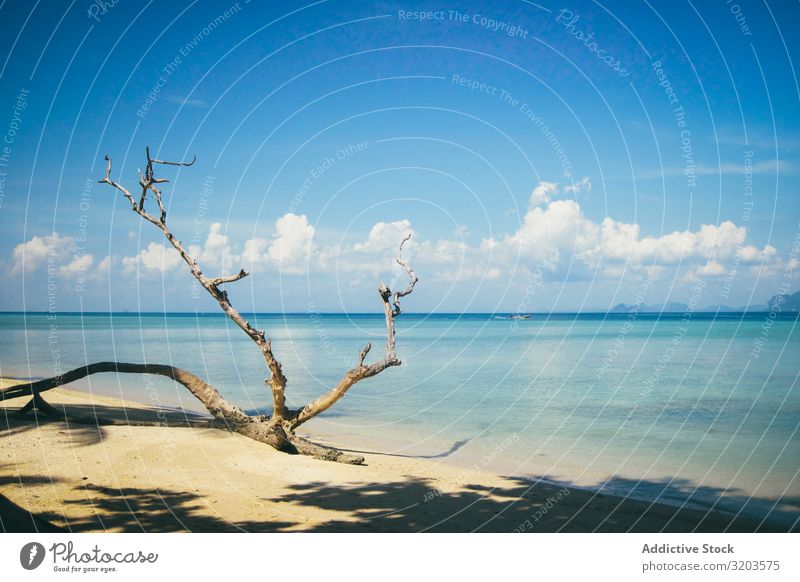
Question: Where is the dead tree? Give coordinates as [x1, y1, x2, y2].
[1, 148, 418, 464]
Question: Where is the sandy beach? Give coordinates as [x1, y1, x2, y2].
[0, 379, 786, 533]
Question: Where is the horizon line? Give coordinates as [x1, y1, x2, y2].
[0, 309, 785, 316]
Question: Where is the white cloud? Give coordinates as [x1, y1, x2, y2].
[325, 220, 504, 284]
[11, 233, 76, 274]
[16, 179, 779, 296]
[118, 214, 316, 278]
[122, 242, 181, 274]
[328, 220, 414, 277]
[241, 237, 269, 268]
[354, 220, 414, 254]
[530, 177, 590, 207]
[499, 199, 598, 266]
[696, 260, 726, 277]
[10, 233, 111, 286]
[530, 181, 559, 206]
[485, 179, 777, 281]
[96, 255, 112, 273]
[737, 244, 776, 264]
[57, 254, 94, 278]
[606, 211, 745, 267]
[84, 255, 112, 283]
[188, 222, 235, 268]
[267, 213, 316, 275]
[305, 178, 775, 286]
[564, 176, 592, 194]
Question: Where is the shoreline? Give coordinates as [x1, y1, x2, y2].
[3, 375, 768, 511]
[2, 310, 791, 315]
[1, 377, 793, 532]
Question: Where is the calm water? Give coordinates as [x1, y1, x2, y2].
[2, 311, 798, 528]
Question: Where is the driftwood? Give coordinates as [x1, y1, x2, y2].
[2, 148, 418, 464]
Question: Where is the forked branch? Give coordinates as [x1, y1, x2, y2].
[290, 235, 418, 428]
[98, 149, 288, 420]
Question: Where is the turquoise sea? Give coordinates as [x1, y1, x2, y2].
[1, 311, 798, 529]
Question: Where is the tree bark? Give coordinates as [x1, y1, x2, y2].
[1, 362, 249, 423]
[2, 363, 364, 464]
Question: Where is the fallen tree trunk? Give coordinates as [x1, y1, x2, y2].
[2, 364, 365, 464]
[0, 362, 249, 422]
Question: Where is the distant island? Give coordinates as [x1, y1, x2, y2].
[610, 290, 800, 314]
[767, 290, 800, 312]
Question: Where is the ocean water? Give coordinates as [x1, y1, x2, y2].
[1, 311, 798, 528]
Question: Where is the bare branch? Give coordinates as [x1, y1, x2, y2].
[99, 156, 136, 209]
[289, 435, 364, 464]
[150, 181, 167, 223]
[291, 235, 418, 428]
[148, 150, 196, 167]
[358, 342, 372, 367]
[138, 178, 148, 211]
[3, 364, 316, 458]
[206, 269, 249, 287]
[392, 233, 419, 316]
[1, 362, 250, 424]
[98, 149, 289, 420]
[99, 155, 161, 226]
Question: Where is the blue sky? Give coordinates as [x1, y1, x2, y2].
[0, 0, 798, 312]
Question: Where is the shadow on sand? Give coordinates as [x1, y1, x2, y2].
[256, 475, 797, 533]
[2, 472, 796, 533]
[1, 401, 797, 533]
